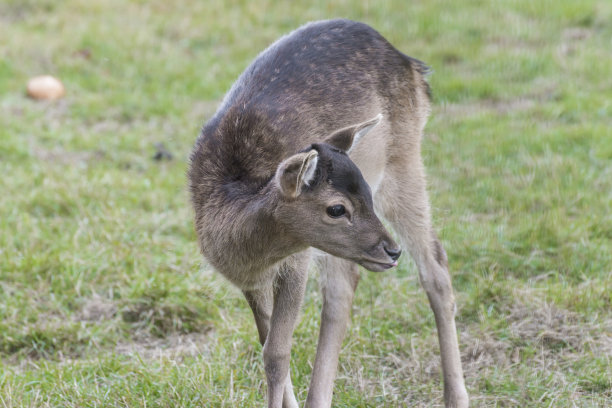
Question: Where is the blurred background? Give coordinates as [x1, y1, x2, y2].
[0, 0, 611, 406]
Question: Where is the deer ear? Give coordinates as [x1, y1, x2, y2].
[323, 113, 383, 153]
[275, 149, 319, 198]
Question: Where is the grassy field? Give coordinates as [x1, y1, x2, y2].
[1, 0, 611, 406]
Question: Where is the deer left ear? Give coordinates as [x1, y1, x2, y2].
[323, 113, 383, 153]
[275, 149, 319, 198]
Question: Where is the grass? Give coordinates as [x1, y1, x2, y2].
[1, 0, 611, 406]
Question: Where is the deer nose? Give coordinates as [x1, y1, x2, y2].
[384, 245, 402, 261]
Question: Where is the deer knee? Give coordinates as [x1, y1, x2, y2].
[320, 268, 358, 321]
[419, 262, 456, 313]
[321, 279, 357, 321]
[320, 292, 353, 325]
[263, 346, 291, 384]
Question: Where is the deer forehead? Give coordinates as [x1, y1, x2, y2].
[318, 152, 373, 206]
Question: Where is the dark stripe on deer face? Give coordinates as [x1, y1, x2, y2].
[307, 143, 374, 211]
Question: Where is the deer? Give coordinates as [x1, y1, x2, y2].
[189, 19, 468, 408]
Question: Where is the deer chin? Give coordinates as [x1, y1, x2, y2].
[358, 259, 398, 272]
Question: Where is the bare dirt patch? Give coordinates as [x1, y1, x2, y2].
[436, 97, 539, 119]
[32, 147, 105, 165]
[434, 80, 559, 120]
[558, 27, 594, 57]
[462, 298, 611, 379]
[74, 295, 118, 322]
[116, 332, 211, 360]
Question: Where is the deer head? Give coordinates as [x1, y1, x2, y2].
[273, 114, 401, 271]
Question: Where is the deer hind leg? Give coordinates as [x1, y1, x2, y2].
[377, 155, 469, 408]
[243, 257, 308, 408]
[306, 255, 359, 408]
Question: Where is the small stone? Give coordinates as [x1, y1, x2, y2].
[26, 75, 65, 100]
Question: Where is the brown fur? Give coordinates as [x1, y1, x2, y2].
[189, 19, 468, 408]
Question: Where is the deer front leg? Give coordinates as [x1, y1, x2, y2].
[306, 256, 359, 408]
[377, 158, 469, 408]
[263, 257, 309, 408]
[417, 242, 469, 408]
[244, 285, 299, 408]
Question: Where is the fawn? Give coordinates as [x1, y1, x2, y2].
[189, 19, 468, 408]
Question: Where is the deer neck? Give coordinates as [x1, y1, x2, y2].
[200, 181, 307, 284]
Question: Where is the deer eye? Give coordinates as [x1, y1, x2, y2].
[326, 204, 346, 218]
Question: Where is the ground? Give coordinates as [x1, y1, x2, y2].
[0, 0, 611, 406]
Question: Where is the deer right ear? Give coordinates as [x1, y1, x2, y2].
[324, 113, 382, 153]
[275, 149, 319, 198]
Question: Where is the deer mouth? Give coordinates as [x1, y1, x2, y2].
[358, 259, 399, 272]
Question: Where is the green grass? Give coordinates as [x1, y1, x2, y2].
[1, 0, 611, 406]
